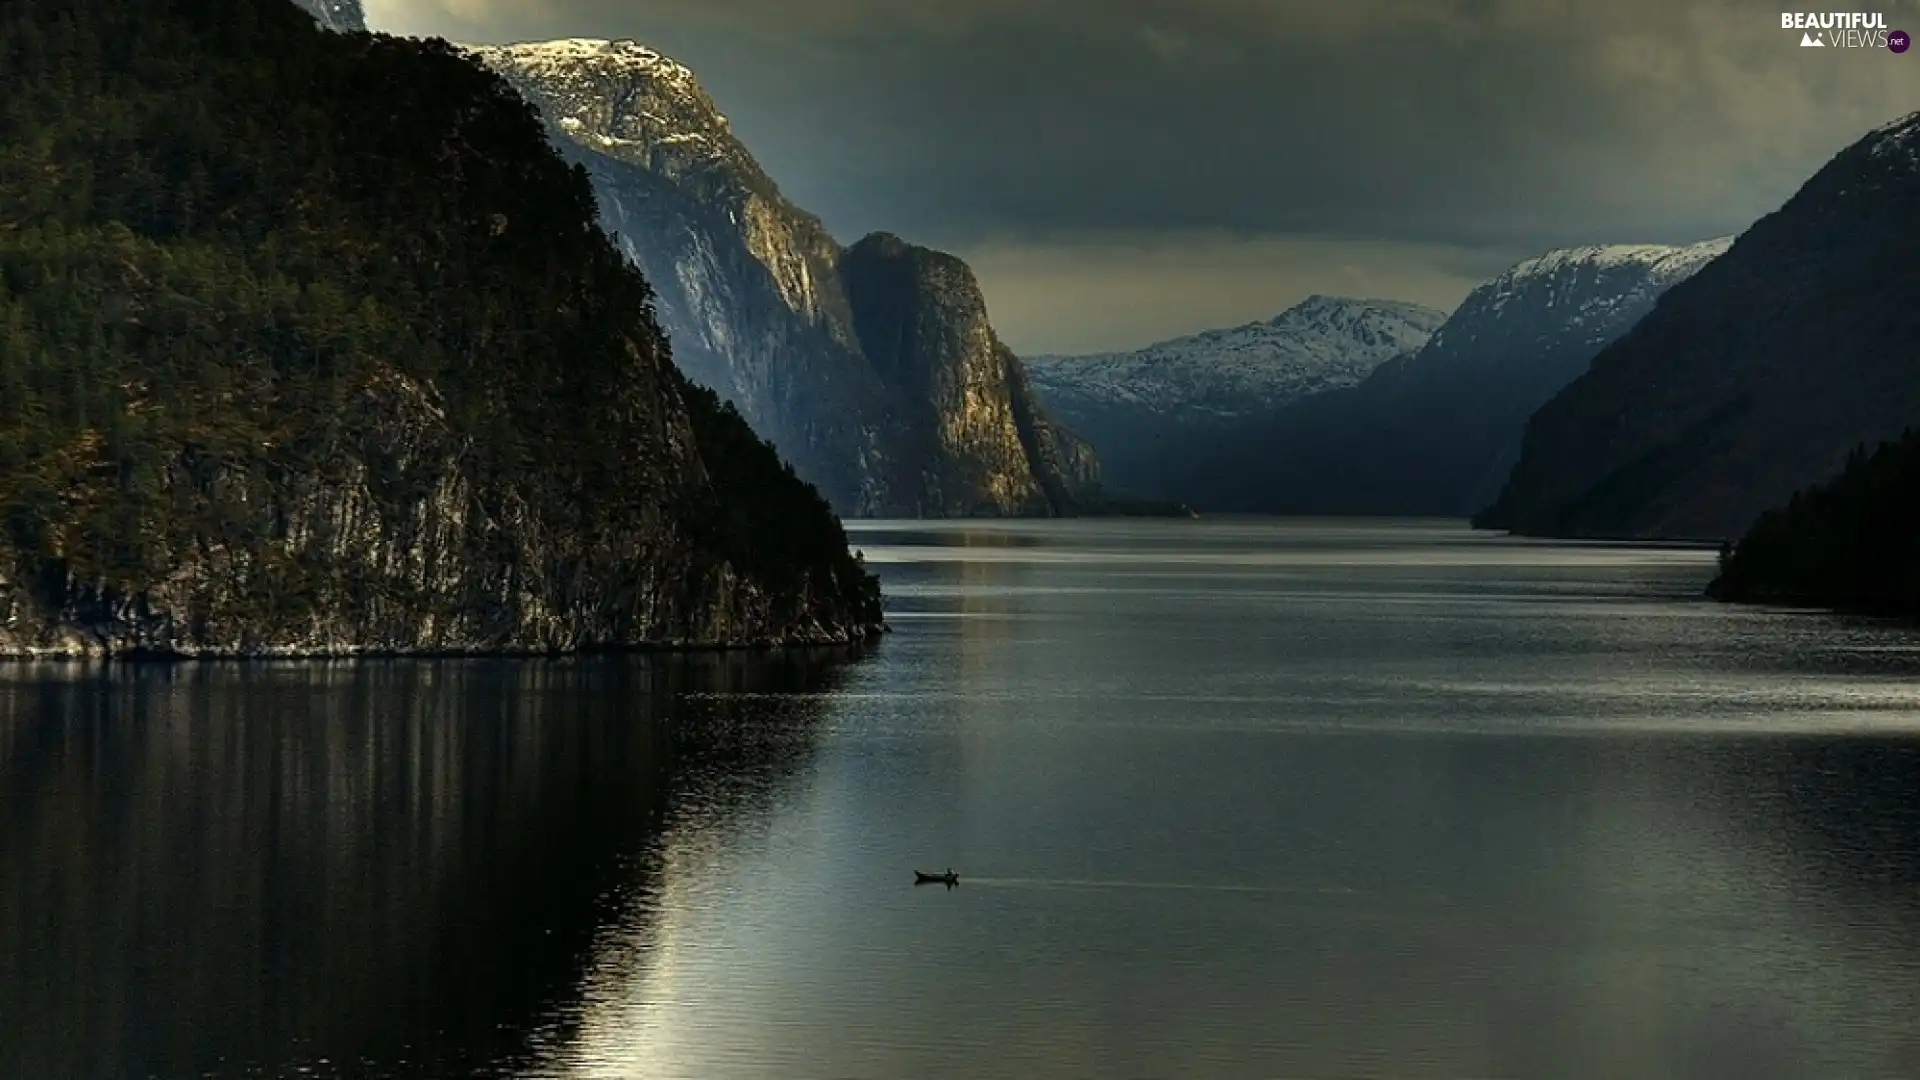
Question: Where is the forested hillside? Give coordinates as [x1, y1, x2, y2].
[0, 0, 881, 654]
[1710, 432, 1920, 610]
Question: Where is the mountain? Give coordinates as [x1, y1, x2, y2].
[469, 38, 1092, 517]
[1025, 296, 1446, 499]
[0, 0, 881, 656]
[839, 233, 1100, 513]
[1174, 239, 1731, 516]
[290, 0, 363, 31]
[1481, 112, 1920, 541]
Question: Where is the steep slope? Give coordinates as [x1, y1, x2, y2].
[0, 0, 881, 656]
[1025, 296, 1446, 499]
[1176, 239, 1730, 516]
[1482, 113, 1920, 541]
[840, 234, 1093, 514]
[290, 0, 364, 31]
[470, 39, 1090, 517]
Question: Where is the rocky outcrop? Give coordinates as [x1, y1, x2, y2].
[1172, 239, 1729, 516]
[1481, 113, 1920, 540]
[1010, 362, 1102, 507]
[0, 1, 880, 657]
[470, 39, 1091, 517]
[838, 233, 1088, 515]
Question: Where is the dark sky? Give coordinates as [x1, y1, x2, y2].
[365, 0, 1920, 352]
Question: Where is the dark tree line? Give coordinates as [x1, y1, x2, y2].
[1711, 431, 1920, 610]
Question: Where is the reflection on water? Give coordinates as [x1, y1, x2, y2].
[8, 520, 1920, 1079]
[0, 653, 861, 1079]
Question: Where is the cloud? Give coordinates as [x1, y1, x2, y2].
[364, 0, 1920, 350]
[958, 231, 1507, 354]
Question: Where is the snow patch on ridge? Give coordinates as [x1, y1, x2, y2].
[468, 39, 757, 185]
[1869, 110, 1920, 141]
[1499, 239, 1734, 287]
[1866, 111, 1920, 168]
[291, 0, 365, 32]
[480, 38, 702, 93]
[1026, 296, 1448, 422]
[1426, 237, 1733, 353]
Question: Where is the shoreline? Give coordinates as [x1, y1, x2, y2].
[0, 624, 890, 663]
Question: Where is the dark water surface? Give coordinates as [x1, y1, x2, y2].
[6, 519, 1920, 1079]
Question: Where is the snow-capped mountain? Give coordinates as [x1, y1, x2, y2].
[1170, 237, 1733, 515]
[471, 39, 1094, 516]
[291, 0, 364, 31]
[1487, 111, 1920, 540]
[1423, 240, 1731, 361]
[1029, 295, 1447, 425]
[1024, 296, 1446, 497]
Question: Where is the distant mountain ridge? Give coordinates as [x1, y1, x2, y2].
[1026, 296, 1446, 499]
[470, 38, 1093, 517]
[1029, 296, 1447, 425]
[1481, 111, 1920, 541]
[1172, 238, 1732, 516]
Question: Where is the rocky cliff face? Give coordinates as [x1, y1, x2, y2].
[469, 39, 1090, 517]
[839, 234, 1086, 515]
[0, 1, 880, 657]
[1481, 113, 1920, 540]
[0, 372, 878, 658]
[1173, 239, 1729, 516]
[290, 0, 364, 32]
[1026, 296, 1447, 499]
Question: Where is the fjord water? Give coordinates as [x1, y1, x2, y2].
[7, 521, 1920, 1079]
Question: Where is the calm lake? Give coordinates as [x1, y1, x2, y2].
[6, 519, 1920, 1079]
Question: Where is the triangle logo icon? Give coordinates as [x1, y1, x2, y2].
[1801, 31, 1825, 46]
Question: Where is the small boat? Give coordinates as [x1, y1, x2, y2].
[914, 869, 960, 886]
